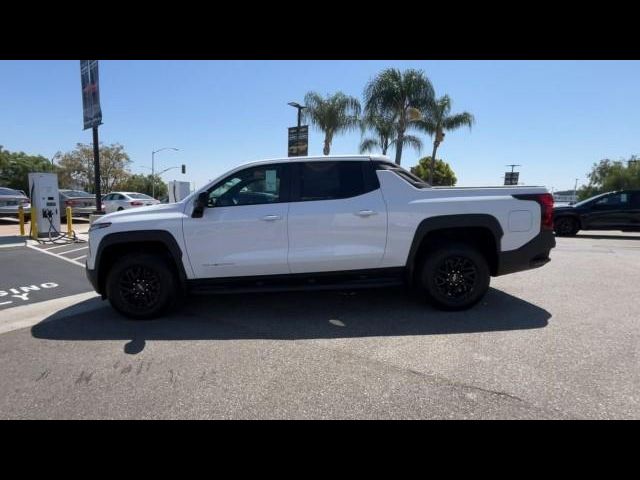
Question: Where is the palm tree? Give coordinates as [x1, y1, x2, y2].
[302, 91, 361, 155]
[417, 94, 474, 185]
[363, 68, 434, 165]
[359, 110, 423, 156]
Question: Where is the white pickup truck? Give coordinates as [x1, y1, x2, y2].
[86, 155, 555, 319]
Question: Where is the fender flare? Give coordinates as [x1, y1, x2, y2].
[95, 230, 188, 294]
[405, 214, 504, 281]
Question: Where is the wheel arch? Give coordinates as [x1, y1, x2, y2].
[405, 214, 503, 284]
[95, 230, 187, 296]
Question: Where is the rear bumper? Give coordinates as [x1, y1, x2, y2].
[496, 230, 556, 276]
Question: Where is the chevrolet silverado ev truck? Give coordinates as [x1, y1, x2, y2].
[86, 156, 555, 319]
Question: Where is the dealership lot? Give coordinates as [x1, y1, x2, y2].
[0, 230, 638, 419]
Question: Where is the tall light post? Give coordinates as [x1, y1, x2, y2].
[151, 147, 179, 198]
[288, 102, 306, 132]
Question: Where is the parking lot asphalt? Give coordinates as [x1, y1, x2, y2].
[0, 230, 638, 419]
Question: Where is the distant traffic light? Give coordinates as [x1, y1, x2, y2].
[181, 164, 186, 174]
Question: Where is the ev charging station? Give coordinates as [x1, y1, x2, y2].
[167, 180, 191, 203]
[28, 172, 61, 237]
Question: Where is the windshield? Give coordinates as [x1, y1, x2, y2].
[128, 193, 154, 200]
[573, 192, 609, 208]
[62, 190, 92, 197]
[0, 187, 22, 196]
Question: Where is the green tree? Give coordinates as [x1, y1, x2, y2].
[577, 156, 640, 200]
[363, 68, 434, 165]
[359, 109, 422, 157]
[410, 156, 457, 186]
[0, 145, 56, 192]
[56, 143, 131, 193]
[415, 95, 474, 185]
[302, 91, 361, 155]
[117, 173, 168, 198]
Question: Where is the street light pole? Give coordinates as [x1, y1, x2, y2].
[288, 102, 306, 157]
[151, 147, 179, 198]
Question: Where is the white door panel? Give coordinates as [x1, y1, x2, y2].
[287, 189, 387, 273]
[183, 203, 290, 278]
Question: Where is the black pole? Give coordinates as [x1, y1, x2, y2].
[92, 126, 103, 213]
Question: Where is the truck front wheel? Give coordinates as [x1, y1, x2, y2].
[419, 243, 490, 311]
[106, 254, 177, 320]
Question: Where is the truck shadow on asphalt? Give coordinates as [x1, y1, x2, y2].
[31, 287, 551, 355]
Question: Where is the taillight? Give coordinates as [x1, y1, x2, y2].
[65, 200, 77, 207]
[538, 193, 554, 230]
[513, 193, 555, 230]
[130, 201, 143, 206]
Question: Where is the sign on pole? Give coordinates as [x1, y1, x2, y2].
[504, 171, 520, 185]
[80, 60, 103, 130]
[288, 125, 308, 157]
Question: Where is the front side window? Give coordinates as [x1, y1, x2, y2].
[207, 164, 284, 207]
[296, 161, 373, 201]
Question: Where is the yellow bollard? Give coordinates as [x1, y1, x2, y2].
[66, 206, 74, 235]
[18, 205, 25, 236]
[30, 206, 38, 239]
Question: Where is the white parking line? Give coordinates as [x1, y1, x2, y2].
[39, 243, 75, 251]
[26, 244, 86, 267]
[58, 246, 89, 255]
[71, 255, 87, 261]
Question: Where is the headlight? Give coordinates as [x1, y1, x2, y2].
[88, 222, 111, 232]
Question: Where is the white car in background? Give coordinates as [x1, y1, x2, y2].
[102, 192, 160, 213]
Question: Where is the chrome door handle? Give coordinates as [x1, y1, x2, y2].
[262, 215, 281, 221]
[356, 210, 376, 217]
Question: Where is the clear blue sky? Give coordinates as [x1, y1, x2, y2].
[1, 60, 639, 191]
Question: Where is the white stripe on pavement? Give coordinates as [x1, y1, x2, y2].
[26, 243, 86, 267]
[71, 255, 87, 261]
[58, 246, 89, 255]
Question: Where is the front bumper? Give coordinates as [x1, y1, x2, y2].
[496, 230, 556, 276]
[86, 265, 101, 294]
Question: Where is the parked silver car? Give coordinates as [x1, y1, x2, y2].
[59, 189, 96, 220]
[102, 192, 160, 213]
[0, 187, 31, 219]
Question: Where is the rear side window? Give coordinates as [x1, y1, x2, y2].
[374, 161, 429, 188]
[295, 161, 378, 201]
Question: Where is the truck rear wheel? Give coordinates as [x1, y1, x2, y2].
[419, 243, 490, 311]
[106, 254, 177, 320]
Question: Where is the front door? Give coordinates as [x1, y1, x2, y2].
[182, 163, 291, 278]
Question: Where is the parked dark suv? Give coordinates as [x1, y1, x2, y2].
[553, 190, 640, 236]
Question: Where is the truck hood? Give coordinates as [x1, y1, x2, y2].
[101, 202, 186, 221]
[553, 205, 576, 213]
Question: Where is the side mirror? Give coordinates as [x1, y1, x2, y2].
[191, 191, 208, 218]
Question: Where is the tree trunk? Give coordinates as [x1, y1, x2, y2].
[323, 133, 331, 155]
[429, 141, 439, 185]
[395, 131, 404, 165]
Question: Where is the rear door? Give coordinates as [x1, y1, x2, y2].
[628, 191, 640, 228]
[287, 160, 388, 273]
[584, 192, 632, 229]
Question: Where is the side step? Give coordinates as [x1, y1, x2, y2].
[187, 269, 406, 295]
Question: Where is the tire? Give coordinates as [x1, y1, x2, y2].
[106, 253, 177, 320]
[419, 242, 490, 311]
[554, 216, 579, 236]
[117, 207, 124, 211]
